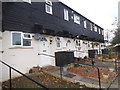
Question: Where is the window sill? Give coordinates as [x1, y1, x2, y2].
[9, 46, 33, 49]
[56, 48, 62, 50]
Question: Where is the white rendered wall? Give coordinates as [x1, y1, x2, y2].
[0, 31, 2, 87]
[1, 31, 102, 81]
[0, 1, 2, 87]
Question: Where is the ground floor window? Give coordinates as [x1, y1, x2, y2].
[12, 32, 22, 46]
[11, 32, 32, 47]
[57, 42, 61, 48]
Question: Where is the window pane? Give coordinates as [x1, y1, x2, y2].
[90, 23, 93, 31]
[46, 5, 50, 12]
[23, 34, 31, 38]
[64, 9, 69, 21]
[45, 4, 52, 14]
[23, 39, 31, 46]
[57, 42, 60, 47]
[12, 33, 21, 45]
[84, 21, 87, 28]
[94, 26, 97, 32]
[74, 14, 80, 24]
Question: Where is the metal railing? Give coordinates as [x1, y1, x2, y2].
[77, 63, 101, 89]
[38, 53, 55, 58]
[0, 60, 49, 90]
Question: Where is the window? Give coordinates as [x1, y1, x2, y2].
[76, 40, 81, 47]
[90, 23, 93, 31]
[45, 5, 52, 14]
[64, 9, 69, 21]
[84, 21, 87, 28]
[12, 32, 22, 46]
[88, 44, 90, 47]
[45, 0, 52, 14]
[56, 37, 61, 48]
[94, 25, 97, 32]
[102, 30, 104, 35]
[23, 33, 32, 46]
[23, 33, 32, 39]
[12, 32, 32, 47]
[57, 42, 61, 47]
[98, 28, 101, 34]
[74, 14, 80, 24]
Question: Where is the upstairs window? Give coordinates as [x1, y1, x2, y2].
[84, 21, 87, 28]
[102, 30, 104, 35]
[90, 23, 93, 31]
[74, 14, 80, 24]
[98, 28, 101, 34]
[12, 32, 32, 47]
[94, 25, 97, 32]
[64, 9, 69, 21]
[45, 0, 52, 14]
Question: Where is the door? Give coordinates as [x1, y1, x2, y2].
[39, 38, 52, 67]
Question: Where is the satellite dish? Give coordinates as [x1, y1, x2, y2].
[34, 34, 42, 40]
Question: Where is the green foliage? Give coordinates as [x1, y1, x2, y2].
[102, 54, 109, 58]
[111, 28, 120, 45]
[98, 54, 102, 57]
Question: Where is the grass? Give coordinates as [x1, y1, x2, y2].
[2, 72, 88, 88]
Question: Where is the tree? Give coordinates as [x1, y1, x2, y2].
[111, 28, 120, 45]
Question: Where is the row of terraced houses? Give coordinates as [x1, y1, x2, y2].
[0, 0, 105, 81]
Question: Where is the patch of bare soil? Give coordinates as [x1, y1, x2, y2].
[2, 72, 88, 88]
[68, 66, 117, 83]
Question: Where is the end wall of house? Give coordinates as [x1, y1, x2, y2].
[0, 31, 2, 84]
[0, 1, 2, 84]
[2, 31, 41, 81]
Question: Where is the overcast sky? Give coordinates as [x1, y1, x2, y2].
[60, 0, 119, 30]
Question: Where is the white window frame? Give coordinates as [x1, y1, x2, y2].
[23, 0, 31, 4]
[64, 9, 69, 21]
[56, 41, 61, 48]
[84, 21, 87, 28]
[74, 14, 80, 24]
[90, 23, 93, 31]
[94, 25, 97, 32]
[23, 33, 32, 39]
[45, 4, 53, 15]
[11, 32, 23, 47]
[45, 0, 52, 15]
[45, 0, 52, 5]
[102, 30, 104, 35]
[11, 32, 32, 47]
[98, 28, 101, 34]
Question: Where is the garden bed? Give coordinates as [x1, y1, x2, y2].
[2, 72, 87, 88]
[68, 65, 116, 83]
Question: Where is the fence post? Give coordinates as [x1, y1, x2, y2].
[118, 67, 120, 89]
[115, 59, 117, 72]
[97, 68, 101, 90]
[9, 67, 11, 90]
